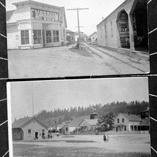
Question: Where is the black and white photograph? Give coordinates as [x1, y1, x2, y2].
[6, 0, 149, 78]
[7, 77, 150, 157]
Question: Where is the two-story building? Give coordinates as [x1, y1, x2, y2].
[7, 0, 67, 49]
[114, 113, 149, 132]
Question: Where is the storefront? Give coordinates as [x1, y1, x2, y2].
[7, 0, 67, 49]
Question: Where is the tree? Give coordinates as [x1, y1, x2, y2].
[97, 112, 115, 132]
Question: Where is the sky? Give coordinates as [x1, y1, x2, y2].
[8, 77, 149, 121]
[6, 0, 125, 35]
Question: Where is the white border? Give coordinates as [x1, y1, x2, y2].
[7, 82, 13, 157]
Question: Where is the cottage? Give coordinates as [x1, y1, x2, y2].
[7, 0, 67, 49]
[97, 0, 148, 52]
[12, 117, 48, 141]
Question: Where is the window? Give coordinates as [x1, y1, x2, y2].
[117, 118, 119, 123]
[21, 30, 29, 45]
[28, 129, 31, 134]
[46, 30, 52, 43]
[122, 118, 125, 123]
[53, 30, 59, 42]
[33, 30, 42, 44]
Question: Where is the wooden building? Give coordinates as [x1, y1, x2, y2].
[7, 0, 67, 49]
[12, 117, 48, 141]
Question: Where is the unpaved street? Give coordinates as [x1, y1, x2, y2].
[8, 44, 149, 78]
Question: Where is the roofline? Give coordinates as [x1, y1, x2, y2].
[11, 1, 67, 27]
[97, 0, 132, 27]
[12, 0, 63, 10]
[20, 117, 48, 130]
[89, 32, 97, 37]
[117, 113, 141, 122]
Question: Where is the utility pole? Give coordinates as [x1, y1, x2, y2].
[67, 8, 89, 48]
[32, 84, 35, 118]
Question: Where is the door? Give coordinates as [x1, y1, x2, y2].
[35, 132, 38, 139]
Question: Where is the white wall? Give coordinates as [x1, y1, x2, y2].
[97, 0, 135, 49]
[7, 25, 19, 49]
[22, 120, 48, 141]
[8, 6, 31, 24]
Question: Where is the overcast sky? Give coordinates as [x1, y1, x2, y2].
[8, 77, 149, 121]
[6, 0, 125, 35]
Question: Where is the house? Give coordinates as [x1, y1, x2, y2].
[57, 121, 71, 134]
[7, 0, 67, 49]
[12, 117, 48, 141]
[114, 113, 149, 132]
[89, 32, 97, 43]
[97, 0, 148, 52]
[68, 116, 89, 133]
[79, 119, 98, 131]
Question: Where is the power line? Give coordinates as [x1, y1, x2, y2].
[67, 8, 89, 48]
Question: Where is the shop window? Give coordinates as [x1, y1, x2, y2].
[46, 30, 52, 43]
[53, 30, 59, 42]
[21, 30, 29, 45]
[33, 30, 42, 44]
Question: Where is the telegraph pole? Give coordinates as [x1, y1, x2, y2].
[67, 8, 89, 48]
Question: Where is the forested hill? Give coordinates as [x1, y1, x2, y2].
[36, 101, 149, 126]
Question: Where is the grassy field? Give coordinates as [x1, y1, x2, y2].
[13, 134, 150, 157]
[13, 144, 150, 157]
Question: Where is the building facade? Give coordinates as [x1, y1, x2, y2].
[114, 113, 149, 132]
[7, 0, 67, 49]
[89, 32, 97, 43]
[12, 117, 48, 141]
[97, 0, 148, 52]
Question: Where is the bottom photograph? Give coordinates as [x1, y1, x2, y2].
[7, 77, 150, 157]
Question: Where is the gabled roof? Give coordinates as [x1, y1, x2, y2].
[120, 113, 141, 122]
[12, 117, 48, 130]
[89, 32, 97, 38]
[97, 0, 132, 27]
[12, 0, 61, 10]
[80, 119, 98, 127]
[6, 10, 15, 21]
[11, 0, 67, 27]
[12, 117, 31, 128]
[69, 116, 89, 127]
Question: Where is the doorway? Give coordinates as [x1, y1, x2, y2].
[131, 0, 148, 52]
[35, 132, 38, 139]
[117, 10, 130, 49]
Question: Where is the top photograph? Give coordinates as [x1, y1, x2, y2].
[6, 0, 149, 79]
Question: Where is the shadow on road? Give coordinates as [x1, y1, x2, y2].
[69, 47, 93, 58]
